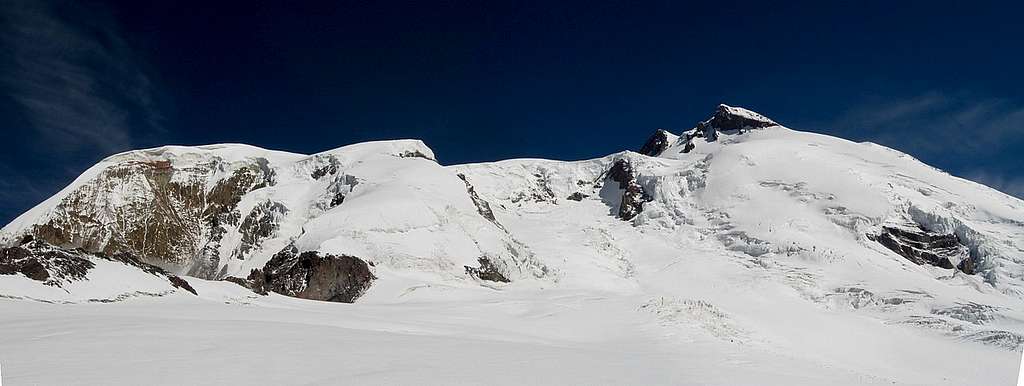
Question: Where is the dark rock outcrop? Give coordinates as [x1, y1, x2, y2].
[0, 240, 197, 294]
[398, 150, 435, 161]
[958, 257, 977, 275]
[223, 269, 269, 295]
[508, 172, 558, 205]
[457, 173, 503, 229]
[639, 129, 673, 157]
[870, 226, 972, 271]
[254, 245, 375, 303]
[329, 193, 345, 207]
[0, 244, 58, 282]
[168, 275, 198, 295]
[465, 257, 510, 283]
[232, 201, 288, 259]
[311, 164, 337, 179]
[605, 159, 652, 220]
[222, 275, 249, 288]
[327, 174, 359, 209]
[697, 121, 718, 142]
[567, 192, 589, 201]
[703, 104, 778, 133]
[679, 104, 777, 151]
[682, 141, 695, 153]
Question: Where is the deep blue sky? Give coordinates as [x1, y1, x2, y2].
[1, 0, 1022, 224]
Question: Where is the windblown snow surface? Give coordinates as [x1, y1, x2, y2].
[3, 107, 1024, 385]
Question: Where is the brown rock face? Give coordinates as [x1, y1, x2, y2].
[256, 245, 375, 303]
[21, 155, 275, 279]
[0, 244, 56, 281]
[465, 257, 510, 283]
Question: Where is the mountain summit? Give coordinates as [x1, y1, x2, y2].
[640, 104, 781, 157]
[3, 105, 1023, 384]
[703, 104, 779, 131]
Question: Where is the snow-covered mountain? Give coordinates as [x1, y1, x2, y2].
[2, 105, 1023, 385]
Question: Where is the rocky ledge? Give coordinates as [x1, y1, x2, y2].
[230, 245, 375, 303]
[639, 129, 675, 157]
[869, 225, 976, 274]
[0, 237, 196, 295]
[605, 159, 652, 220]
[700, 104, 778, 134]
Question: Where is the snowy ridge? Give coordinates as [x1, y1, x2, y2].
[0, 138, 546, 292]
[2, 105, 1024, 385]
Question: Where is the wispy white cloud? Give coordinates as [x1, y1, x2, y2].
[0, 162, 58, 226]
[823, 92, 1024, 156]
[817, 92, 1024, 199]
[0, 0, 164, 153]
[0, 0, 168, 224]
[964, 170, 1024, 200]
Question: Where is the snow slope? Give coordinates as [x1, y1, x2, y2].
[2, 105, 1023, 384]
[0, 139, 544, 287]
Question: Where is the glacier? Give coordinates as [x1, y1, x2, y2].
[1, 105, 1023, 385]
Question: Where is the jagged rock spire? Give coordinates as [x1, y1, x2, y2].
[639, 128, 677, 157]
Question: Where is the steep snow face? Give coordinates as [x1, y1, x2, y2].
[289, 142, 548, 287]
[657, 120, 1024, 295]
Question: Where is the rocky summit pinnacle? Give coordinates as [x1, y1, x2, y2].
[657, 104, 780, 153]
[639, 105, 776, 156]
[696, 104, 778, 141]
[705, 104, 778, 131]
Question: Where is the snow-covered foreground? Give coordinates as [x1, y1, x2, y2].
[2, 283, 1016, 386]
[0, 291, 759, 385]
